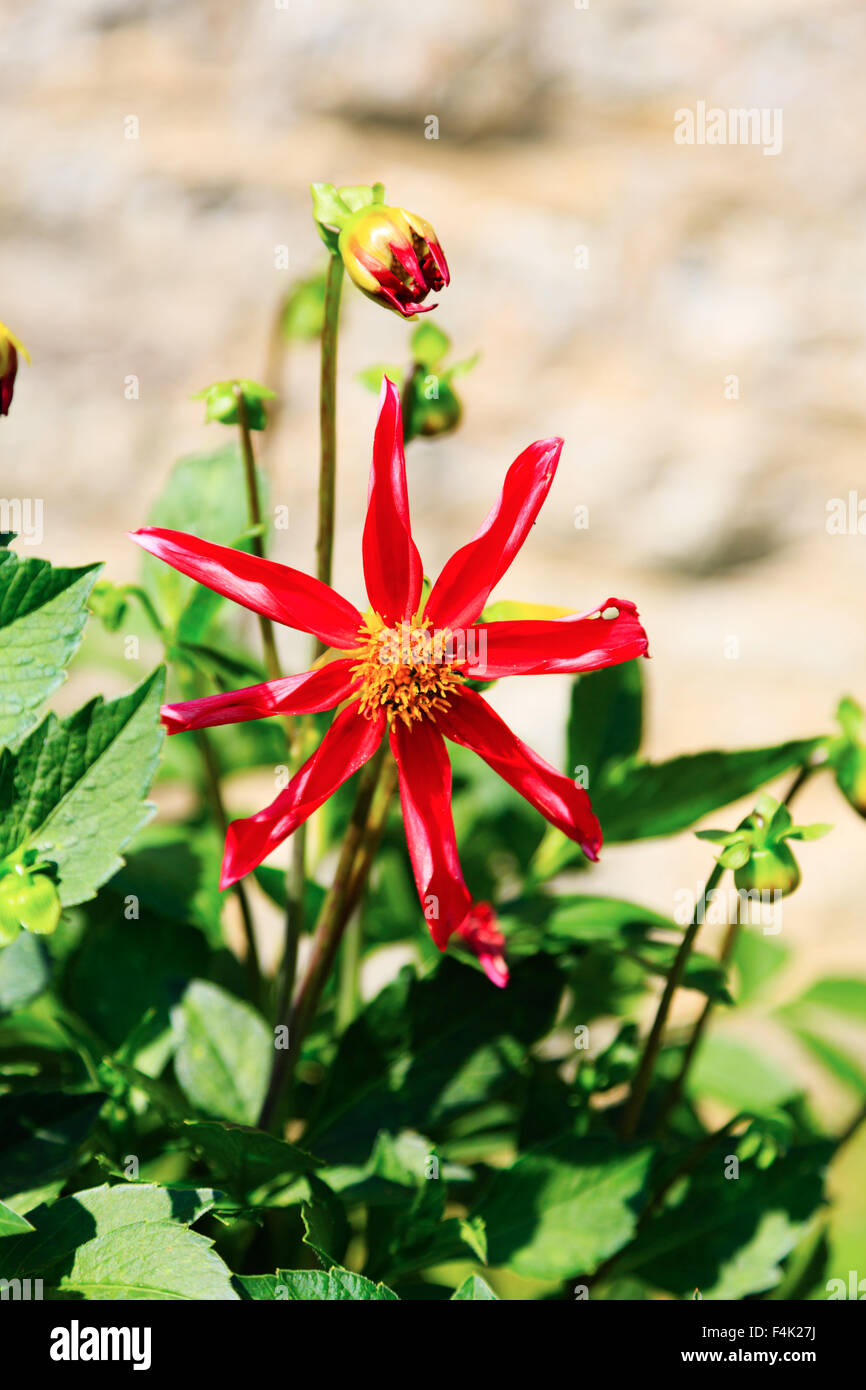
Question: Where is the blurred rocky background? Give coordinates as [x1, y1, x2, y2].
[2, 0, 865, 1196]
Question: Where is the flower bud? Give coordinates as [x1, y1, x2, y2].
[734, 841, 801, 897]
[0, 321, 30, 417]
[338, 205, 449, 318]
[0, 868, 61, 939]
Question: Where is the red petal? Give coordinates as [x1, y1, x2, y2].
[437, 687, 602, 860]
[161, 659, 360, 734]
[459, 599, 648, 678]
[220, 702, 384, 888]
[424, 437, 563, 630]
[129, 528, 363, 649]
[362, 380, 424, 623]
[457, 902, 509, 988]
[389, 718, 472, 949]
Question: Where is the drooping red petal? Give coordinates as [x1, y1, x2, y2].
[129, 528, 363, 649]
[458, 599, 648, 678]
[161, 659, 360, 735]
[457, 902, 509, 988]
[424, 437, 563, 631]
[220, 702, 384, 889]
[436, 687, 602, 860]
[362, 379, 424, 624]
[389, 717, 472, 949]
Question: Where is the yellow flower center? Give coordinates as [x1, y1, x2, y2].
[352, 614, 465, 727]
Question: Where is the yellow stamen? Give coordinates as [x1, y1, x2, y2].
[351, 613, 465, 728]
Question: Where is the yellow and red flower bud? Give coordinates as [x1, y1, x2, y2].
[338, 206, 449, 318]
[0, 321, 30, 417]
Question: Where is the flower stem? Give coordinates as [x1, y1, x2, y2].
[192, 722, 262, 998]
[621, 860, 725, 1141]
[234, 385, 281, 684]
[315, 255, 344, 612]
[257, 744, 392, 1128]
[654, 761, 819, 1130]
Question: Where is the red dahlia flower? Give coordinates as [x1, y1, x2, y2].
[130, 381, 648, 986]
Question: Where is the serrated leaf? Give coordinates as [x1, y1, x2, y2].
[618, 1142, 830, 1299]
[305, 957, 562, 1164]
[567, 659, 644, 792]
[171, 980, 271, 1125]
[248, 1267, 399, 1301]
[0, 669, 165, 906]
[476, 1136, 656, 1281]
[178, 1119, 319, 1199]
[451, 1273, 498, 1300]
[0, 1182, 236, 1300]
[0, 551, 100, 748]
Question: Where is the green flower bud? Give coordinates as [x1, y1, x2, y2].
[734, 841, 801, 897]
[0, 868, 61, 938]
[192, 379, 276, 432]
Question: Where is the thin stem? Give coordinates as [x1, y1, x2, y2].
[315, 256, 344, 611]
[234, 385, 281, 684]
[336, 910, 363, 1033]
[193, 725, 261, 997]
[657, 761, 818, 1130]
[257, 744, 390, 1128]
[654, 919, 741, 1133]
[621, 860, 725, 1141]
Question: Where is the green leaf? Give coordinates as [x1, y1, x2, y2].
[0, 1198, 34, 1236]
[0, 1093, 104, 1204]
[0, 1182, 237, 1300]
[619, 1142, 831, 1299]
[305, 957, 563, 1163]
[788, 1027, 866, 1096]
[476, 1136, 656, 1280]
[178, 1119, 319, 1200]
[567, 659, 644, 792]
[64, 901, 211, 1057]
[595, 736, 823, 843]
[280, 268, 328, 341]
[0, 668, 165, 906]
[451, 1273, 499, 1300]
[143, 445, 268, 629]
[686, 1035, 799, 1111]
[357, 364, 404, 393]
[732, 930, 789, 1006]
[0, 930, 50, 1013]
[0, 552, 100, 749]
[411, 322, 451, 368]
[788, 978, 866, 1020]
[237, 1266, 399, 1301]
[171, 980, 271, 1125]
[301, 1176, 350, 1268]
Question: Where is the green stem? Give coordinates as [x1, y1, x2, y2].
[621, 860, 725, 1141]
[656, 762, 818, 1130]
[192, 722, 261, 998]
[234, 385, 281, 683]
[336, 910, 363, 1033]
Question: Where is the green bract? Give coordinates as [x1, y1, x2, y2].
[696, 792, 831, 897]
[192, 379, 276, 432]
